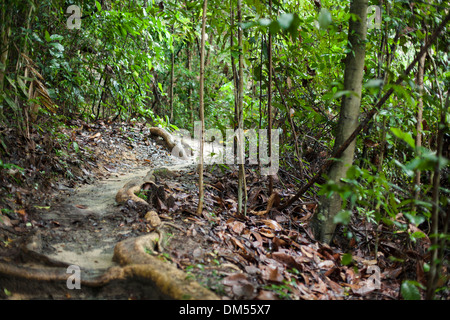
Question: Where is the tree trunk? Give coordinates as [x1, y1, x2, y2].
[169, 40, 175, 122]
[267, 0, 274, 195]
[237, 0, 247, 215]
[196, 0, 207, 215]
[311, 0, 368, 244]
[412, 45, 427, 212]
[186, 41, 193, 128]
[426, 89, 449, 300]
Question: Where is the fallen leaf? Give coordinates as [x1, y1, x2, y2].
[223, 273, 248, 286]
[318, 260, 335, 269]
[232, 282, 256, 299]
[272, 251, 303, 270]
[88, 132, 101, 140]
[259, 227, 275, 238]
[261, 219, 283, 231]
[311, 278, 328, 294]
[261, 265, 284, 283]
[256, 290, 279, 300]
[226, 219, 246, 235]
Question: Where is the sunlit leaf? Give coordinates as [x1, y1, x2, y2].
[318, 8, 332, 30]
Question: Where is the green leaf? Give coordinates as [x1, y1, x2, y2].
[332, 90, 357, 99]
[44, 30, 51, 42]
[364, 79, 383, 88]
[390, 128, 415, 149]
[318, 8, 332, 30]
[341, 253, 353, 265]
[278, 13, 294, 29]
[71, 141, 80, 153]
[269, 21, 281, 35]
[49, 42, 64, 52]
[333, 210, 352, 225]
[50, 34, 64, 41]
[401, 280, 421, 300]
[258, 18, 272, 27]
[95, 1, 102, 12]
[404, 213, 425, 226]
[240, 21, 256, 30]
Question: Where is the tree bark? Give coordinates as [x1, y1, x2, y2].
[267, 0, 274, 195]
[196, 0, 207, 215]
[311, 0, 368, 244]
[412, 45, 427, 212]
[169, 46, 175, 122]
[237, 0, 247, 215]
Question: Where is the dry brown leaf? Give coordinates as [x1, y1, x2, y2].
[222, 273, 248, 286]
[226, 218, 246, 235]
[311, 278, 327, 294]
[266, 192, 280, 211]
[88, 132, 101, 140]
[261, 265, 284, 283]
[229, 236, 246, 251]
[256, 290, 278, 300]
[259, 227, 275, 238]
[324, 277, 344, 297]
[232, 282, 256, 299]
[261, 219, 283, 231]
[272, 251, 303, 270]
[250, 231, 264, 248]
[318, 260, 335, 269]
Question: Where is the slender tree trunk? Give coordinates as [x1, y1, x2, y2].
[311, 0, 368, 244]
[426, 89, 449, 300]
[412, 46, 426, 212]
[186, 41, 193, 128]
[267, 0, 274, 195]
[230, 4, 238, 133]
[169, 36, 175, 122]
[196, 0, 207, 215]
[237, 0, 247, 215]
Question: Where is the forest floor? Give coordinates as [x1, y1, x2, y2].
[0, 120, 440, 300]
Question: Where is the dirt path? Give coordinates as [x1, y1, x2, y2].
[0, 124, 222, 299]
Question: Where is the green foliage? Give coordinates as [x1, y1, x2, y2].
[401, 280, 424, 300]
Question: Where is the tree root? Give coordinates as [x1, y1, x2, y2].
[149, 127, 192, 159]
[0, 232, 218, 299]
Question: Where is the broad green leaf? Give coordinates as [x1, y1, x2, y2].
[240, 21, 256, 30]
[404, 213, 425, 226]
[333, 210, 352, 225]
[341, 253, 353, 265]
[258, 18, 272, 27]
[95, 1, 102, 12]
[278, 13, 294, 29]
[332, 90, 357, 99]
[71, 141, 80, 153]
[364, 79, 383, 88]
[50, 34, 64, 41]
[49, 42, 64, 52]
[318, 8, 332, 30]
[44, 30, 51, 42]
[401, 280, 421, 300]
[269, 21, 281, 35]
[390, 128, 415, 149]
